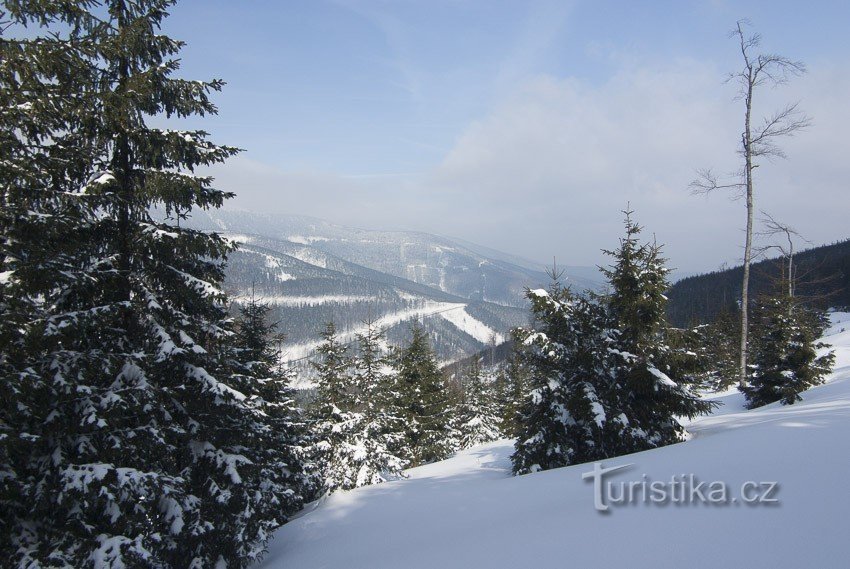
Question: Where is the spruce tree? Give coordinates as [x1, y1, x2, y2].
[511, 212, 714, 476]
[2, 5, 101, 560]
[1, 2, 296, 566]
[231, 296, 319, 520]
[311, 321, 406, 493]
[313, 322, 352, 410]
[600, 211, 714, 455]
[742, 293, 834, 408]
[511, 284, 612, 474]
[452, 357, 503, 450]
[348, 322, 406, 485]
[691, 308, 741, 391]
[393, 324, 452, 465]
[495, 343, 531, 439]
[311, 321, 355, 492]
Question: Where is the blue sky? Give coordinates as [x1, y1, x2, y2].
[161, 0, 850, 273]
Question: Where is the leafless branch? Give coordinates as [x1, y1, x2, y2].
[689, 168, 745, 196]
[750, 103, 812, 158]
[756, 212, 810, 254]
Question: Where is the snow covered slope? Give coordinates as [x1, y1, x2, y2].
[256, 313, 850, 569]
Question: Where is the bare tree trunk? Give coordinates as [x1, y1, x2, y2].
[691, 21, 808, 388]
[740, 190, 752, 386]
[788, 240, 794, 298]
[739, 66, 754, 388]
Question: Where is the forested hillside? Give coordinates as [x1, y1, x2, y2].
[220, 233, 531, 384]
[667, 239, 850, 327]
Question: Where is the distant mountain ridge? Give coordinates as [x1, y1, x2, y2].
[185, 209, 600, 385]
[191, 209, 599, 306]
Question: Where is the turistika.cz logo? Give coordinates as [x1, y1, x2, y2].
[581, 462, 780, 512]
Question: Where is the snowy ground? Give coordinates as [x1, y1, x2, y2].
[257, 312, 850, 569]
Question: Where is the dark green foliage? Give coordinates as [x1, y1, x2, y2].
[512, 211, 714, 476]
[311, 321, 406, 493]
[742, 294, 834, 408]
[231, 296, 320, 515]
[313, 321, 352, 410]
[600, 212, 715, 455]
[392, 324, 453, 465]
[495, 344, 530, 439]
[512, 284, 613, 474]
[452, 357, 503, 449]
[1, 2, 304, 566]
[233, 294, 285, 380]
[667, 309, 741, 392]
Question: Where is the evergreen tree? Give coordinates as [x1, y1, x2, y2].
[311, 321, 406, 493]
[311, 321, 354, 492]
[742, 293, 834, 408]
[350, 318, 386, 412]
[511, 284, 612, 474]
[452, 357, 503, 450]
[694, 308, 741, 391]
[511, 211, 714, 476]
[600, 211, 714, 455]
[393, 324, 452, 465]
[231, 296, 320, 518]
[495, 343, 531, 439]
[1, 6, 108, 559]
[348, 322, 406, 485]
[1, 2, 296, 565]
[313, 322, 352, 411]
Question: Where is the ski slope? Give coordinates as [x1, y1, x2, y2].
[256, 313, 850, 569]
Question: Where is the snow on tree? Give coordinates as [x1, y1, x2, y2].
[679, 309, 741, 392]
[311, 321, 406, 493]
[392, 324, 453, 466]
[742, 293, 834, 408]
[452, 357, 503, 450]
[350, 320, 407, 479]
[495, 343, 531, 439]
[691, 20, 810, 387]
[231, 295, 321, 519]
[313, 322, 353, 411]
[600, 210, 715, 455]
[1, 2, 302, 566]
[2, 5, 100, 561]
[511, 283, 613, 474]
[512, 212, 715, 475]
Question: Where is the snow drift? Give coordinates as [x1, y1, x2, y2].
[256, 313, 850, 569]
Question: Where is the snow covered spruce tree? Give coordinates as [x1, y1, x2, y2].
[511, 281, 612, 474]
[1, 5, 103, 562]
[393, 324, 453, 466]
[741, 293, 834, 408]
[512, 212, 714, 475]
[1, 2, 304, 566]
[599, 211, 714, 456]
[311, 321, 405, 493]
[686, 309, 741, 392]
[452, 357, 503, 450]
[494, 344, 530, 438]
[311, 322, 357, 493]
[313, 322, 352, 410]
[231, 295, 319, 518]
[348, 321, 406, 485]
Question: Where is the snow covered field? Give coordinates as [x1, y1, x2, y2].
[257, 313, 850, 569]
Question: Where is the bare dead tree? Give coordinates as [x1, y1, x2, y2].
[756, 212, 810, 298]
[690, 20, 810, 386]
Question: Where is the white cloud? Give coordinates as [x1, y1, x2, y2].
[209, 57, 850, 276]
[424, 58, 850, 273]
